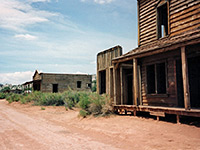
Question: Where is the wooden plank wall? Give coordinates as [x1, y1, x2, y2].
[97, 46, 122, 95]
[138, 0, 200, 46]
[139, 0, 157, 46]
[141, 50, 180, 107]
[170, 0, 200, 36]
[33, 72, 41, 81]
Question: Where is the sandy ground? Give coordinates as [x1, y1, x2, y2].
[0, 99, 200, 150]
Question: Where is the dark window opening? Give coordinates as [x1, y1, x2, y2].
[147, 63, 166, 94]
[87, 83, 91, 88]
[53, 84, 58, 93]
[157, 3, 168, 38]
[157, 63, 166, 94]
[147, 64, 155, 94]
[99, 70, 106, 94]
[77, 81, 82, 88]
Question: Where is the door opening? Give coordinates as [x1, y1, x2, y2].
[53, 84, 58, 93]
[99, 70, 106, 94]
[176, 60, 184, 108]
[188, 56, 200, 108]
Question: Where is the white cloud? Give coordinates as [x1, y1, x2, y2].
[94, 0, 115, 4]
[80, 0, 115, 4]
[31, 0, 50, 2]
[0, 71, 34, 85]
[14, 34, 37, 40]
[0, 0, 58, 32]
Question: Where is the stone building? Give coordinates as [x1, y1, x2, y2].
[33, 70, 92, 93]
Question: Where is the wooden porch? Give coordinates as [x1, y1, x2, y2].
[114, 105, 200, 123]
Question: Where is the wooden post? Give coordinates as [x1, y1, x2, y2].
[120, 66, 123, 105]
[181, 46, 191, 110]
[157, 116, 160, 121]
[113, 66, 117, 105]
[176, 115, 180, 124]
[133, 59, 138, 106]
[138, 65, 142, 105]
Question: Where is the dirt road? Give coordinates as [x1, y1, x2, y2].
[0, 99, 200, 150]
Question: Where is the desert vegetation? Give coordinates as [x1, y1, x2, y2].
[0, 90, 113, 117]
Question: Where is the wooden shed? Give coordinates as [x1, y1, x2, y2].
[96, 46, 122, 101]
[98, 0, 200, 121]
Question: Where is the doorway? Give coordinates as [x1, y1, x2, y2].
[53, 84, 58, 93]
[176, 59, 184, 108]
[188, 56, 200, 108]
[99, 70, 106, 94]
[124, 68, 133, 105]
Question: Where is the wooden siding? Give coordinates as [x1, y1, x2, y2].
[138, 0, 200, 46]
[138, 0, 157, 46]
[170, 0, 200, 36]
[97, 46, 122, 71]
[97, 46, 122, 96]
[140, 50, 180, 107]
[33, 72, 41, 81]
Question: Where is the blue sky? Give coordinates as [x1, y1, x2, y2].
[0, 0, 138, 84]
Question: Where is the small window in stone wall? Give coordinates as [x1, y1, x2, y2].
[87, 83, 91, 88]
[77, 81, 82, 88]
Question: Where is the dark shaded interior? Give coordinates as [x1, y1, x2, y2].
[188, 56, 200, 108]
[100, 70, 106, 94]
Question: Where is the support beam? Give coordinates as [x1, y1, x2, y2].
[181, 46, 191, 110]
[133, 59, 138, 106]
[113, 67, 117, 105]
[120, 67, 123, 105]
[138, 65, 142, 105]
[177, 115, 180, 124]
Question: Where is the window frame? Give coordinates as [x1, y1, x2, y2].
[145, 60, 168, 97]
[156, 1, 170, 39]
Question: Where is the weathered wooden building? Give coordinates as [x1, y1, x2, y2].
[22, 81, 33, 93]
[98, 0, 200, 121]
[96, 46, 122, 101]
[33, 70, 92, 93]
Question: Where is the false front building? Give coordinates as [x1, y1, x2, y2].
[97, 0, 200, 120]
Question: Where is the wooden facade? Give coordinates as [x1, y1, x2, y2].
[96, 46, 122, 101]
[98, 0, 200, 120]
[138, 0, 200, 46]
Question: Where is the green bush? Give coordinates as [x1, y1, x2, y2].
[6, 93, 22, 103]
[4, 90, 113, 117]
[0, 93, 6, 99]
[33, 92, 64, 106]
[79, 109, 88, 118]
[20, 97, 27, 104]
[41, 107, 46, 110]
[78, 93, 113, 117]
[78, 92, 91, 110]
[63, 90, 81, 109]
[88, 93, 104, 116]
